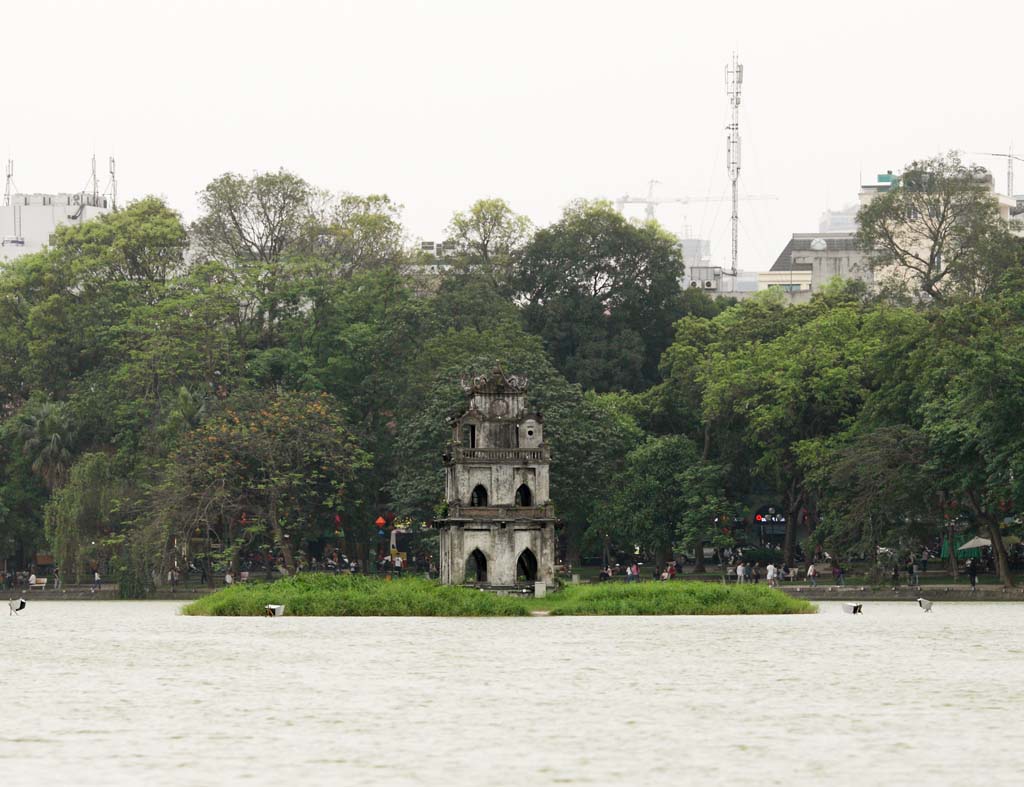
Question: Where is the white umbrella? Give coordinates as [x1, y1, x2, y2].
[957, 536, 991, 551]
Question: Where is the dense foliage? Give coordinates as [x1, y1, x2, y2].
[3, 154, 1024, 588]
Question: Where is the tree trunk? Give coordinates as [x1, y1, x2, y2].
[984, 516, 1014, 588]
[657, 543, 674, 572]
[946, 522, 958, 581]
[269, 500, 295, 574]
[783, 480, 804, 568]
[966, 490, 1013, 588]
[562, 521, 583, 567]
[693, 540, 706, 573]
[783, 507, 799, 567]
[205, 530, 214, 589]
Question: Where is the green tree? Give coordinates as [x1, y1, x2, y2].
[12, 399, 74, 492]
[445, 198, 533, 292]
[856, 152, 1010, 300]
[44, 452, 123, 584]
[514, 200, 685, 392]
[160, 389, 368, 574]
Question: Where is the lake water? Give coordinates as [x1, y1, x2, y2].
[1, 600, 1022, 785]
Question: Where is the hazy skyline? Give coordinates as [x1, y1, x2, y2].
[5, 0, 1022, 270]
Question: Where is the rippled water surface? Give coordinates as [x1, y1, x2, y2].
[2, 600, 1022, 785]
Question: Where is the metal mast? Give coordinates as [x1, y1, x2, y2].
[725, 53, 743, 276]
[4, 160, 12, 206]
[108, 157, 117, 210]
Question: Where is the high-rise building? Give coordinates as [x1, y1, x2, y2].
[1, 191, 111, 263]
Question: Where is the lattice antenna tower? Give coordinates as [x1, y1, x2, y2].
[106, 157, 117, 210]
[4, 159, 14, 206]
[725, 53, 743, 276]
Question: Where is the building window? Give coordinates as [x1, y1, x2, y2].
[470, 485, 489, 507]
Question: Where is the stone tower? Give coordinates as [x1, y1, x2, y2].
[435, 368, 556, 588]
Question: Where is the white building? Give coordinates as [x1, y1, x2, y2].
[0, 192, 111, 263]
[818, 204, 859, 233]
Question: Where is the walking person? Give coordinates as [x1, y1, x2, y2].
[92, 568, 101, 592]
[53, 566, 61, 591]
[752, 563, 761, 584]
[967, 558, 979, 592]
[766, 562, 777, 588]
[736, 562, 745, 584]
[807, 563, 817, 587]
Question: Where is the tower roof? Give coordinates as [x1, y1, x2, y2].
[460, 366, 528, 395]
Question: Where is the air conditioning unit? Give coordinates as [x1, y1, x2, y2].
[703, 280, 715, 289]
[689, 281, 699, 288]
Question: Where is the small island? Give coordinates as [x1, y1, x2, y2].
[181, 574, 816, 617]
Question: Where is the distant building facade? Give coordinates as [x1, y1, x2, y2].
[767, 232, 871, 293]
[1, 192, 111, 263]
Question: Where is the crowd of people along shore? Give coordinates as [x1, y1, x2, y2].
[591, 545, 997, 591]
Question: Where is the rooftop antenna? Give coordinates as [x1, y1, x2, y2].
[106, 157, 117, 210]
[725, 53, 743, 276]
[90, 154, 98, 204]
[4, 159, 13, 207]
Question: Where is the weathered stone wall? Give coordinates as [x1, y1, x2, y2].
[438, 371, 556, 588]
[450, 462, 547, 507]
[439, 523, 556, 586]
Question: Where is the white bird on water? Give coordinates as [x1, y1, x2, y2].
[8, 597, 26, 615]
[917, 598, 933, 612]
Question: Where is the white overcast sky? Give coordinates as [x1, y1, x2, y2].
[5, 0, 1023, 270]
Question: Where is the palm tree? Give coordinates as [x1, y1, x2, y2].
[17, 400, 73, 491]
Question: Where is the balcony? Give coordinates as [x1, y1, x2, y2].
[445, 503, 555, 521]
[451, 446, 549, 464]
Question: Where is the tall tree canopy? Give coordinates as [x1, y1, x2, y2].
[514, 200, 685, 393]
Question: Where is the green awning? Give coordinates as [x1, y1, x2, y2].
[941, 535, 980, 559]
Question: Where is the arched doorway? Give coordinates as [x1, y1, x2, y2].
[465, 549, 488, 583]
[470, 484, 488, 506]
[515, 484, 533, 506]
[516, 548, 538, 583]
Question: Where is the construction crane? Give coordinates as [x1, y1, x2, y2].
[615, 179, 774, 223]
[970, 147, 1024, 198]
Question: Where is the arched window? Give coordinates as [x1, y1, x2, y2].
[465, 549, 488, 583]
[515, 484, 533, 506]
[516, 548, 538, 582]
[470, 484, 488, 506]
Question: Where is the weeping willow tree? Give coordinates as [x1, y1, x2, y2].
[44, 453, 117, 584]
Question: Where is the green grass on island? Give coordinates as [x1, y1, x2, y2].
[542, 580, 815, 616]
[181, 574, 816, 617]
